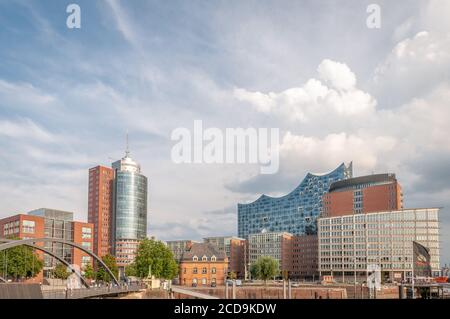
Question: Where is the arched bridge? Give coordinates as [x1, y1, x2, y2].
[0, 237, 119, 286]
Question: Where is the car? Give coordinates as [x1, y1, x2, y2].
[211, 282, 217, 287]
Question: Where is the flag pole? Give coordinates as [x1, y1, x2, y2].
[411, 263, 415, 299]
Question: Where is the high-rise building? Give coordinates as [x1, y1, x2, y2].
[88, 165, 114, 257]
[238, 163, 353, 238]
[317, 208, 440, 283]
[322, 173, 403, 217]
[111, 147, 148, 274]
[203, 236, 246, 278]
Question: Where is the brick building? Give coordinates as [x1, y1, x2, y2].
[322, 173, 403, 217]
[203, 236, 246, 278]
[291, 235, 319, 279]
[0, 209, 94, 280]
[179, 243, 228, 287]
[88, 165, 114, 257]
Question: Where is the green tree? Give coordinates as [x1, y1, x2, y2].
[53, 263, 70, 280]
[0, 246, 43, 281]
[96, 254, 118, 282]
[250, 256, 279, 285]
[125, 262, 137, 277]
[82, 263, 95, 280]
[132, 238, 178, 279]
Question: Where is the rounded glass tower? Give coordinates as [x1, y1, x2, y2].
[112, 147, 148, 273]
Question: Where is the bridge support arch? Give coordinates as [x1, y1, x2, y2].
[0, 238, 119, 286]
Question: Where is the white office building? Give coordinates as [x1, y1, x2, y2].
[317, 208, 440, 283]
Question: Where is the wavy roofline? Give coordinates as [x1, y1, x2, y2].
[238, 162, 352, 206]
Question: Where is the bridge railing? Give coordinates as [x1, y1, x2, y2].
[42, 283, 146, 299]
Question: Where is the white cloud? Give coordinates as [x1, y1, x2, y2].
[0, 118, 55, 143]
[233, 59, 376, 123]
[376, 31, 450, 76]
[0, 79, 56, 106]
[104, 0, 141, 49]
[317, 59, 356, 90]
[280, 132, 397, 174]
[373, 30, 450, 106]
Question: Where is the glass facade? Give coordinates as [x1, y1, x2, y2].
[238, 163, 352, 238]
[113, 171, 148, 242]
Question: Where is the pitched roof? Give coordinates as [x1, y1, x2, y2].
[181, 243, 227, 261]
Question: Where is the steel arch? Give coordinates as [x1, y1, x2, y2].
[0, 238, 119, 285]
[0, 238, 90, 288]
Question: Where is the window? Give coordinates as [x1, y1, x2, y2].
[211, 267, 216, 274]
[202, 278, 207, 285]
[211, 255, 217, 262]
[82, 227, 92, 239]
[202, 255, 207, 261]
[22, 220, 35, 234]
[193, 255, 198, 261]
[82, 242, 91, 251]
[193, 267, 198, 274]
[202, 267, 207, 274]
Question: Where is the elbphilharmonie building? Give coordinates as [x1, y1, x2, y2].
[238, 163, 353, 238]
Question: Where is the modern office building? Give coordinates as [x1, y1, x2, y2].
[203, 236, 246, 278]
[238, 162, 353, 238]
[166, 240, 198, 261]
[88, 165, 114, 257]
[28, 209, 94, 274]
[0, 209, 94, 278]
[111, 147, 148, 273]
[179, 243, 228, 287]
[322, 173, 403, 217]
[317, 208, 440, 283]
[248, 232, 293, 274]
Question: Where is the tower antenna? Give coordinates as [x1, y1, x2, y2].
[126, 130, 130, 157]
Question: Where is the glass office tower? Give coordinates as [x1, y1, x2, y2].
[238, 163, 353, 238]
[112, 148, 148, 274]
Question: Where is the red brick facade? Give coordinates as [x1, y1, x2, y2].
[323, 175, 403, 217]
[229, 238, 246, 278]
[290, 235, 318, 279]
[88, 165, 114, 257]
[0, 214, 94, 281]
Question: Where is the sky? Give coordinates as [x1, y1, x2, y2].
[0, 0, 449, 264]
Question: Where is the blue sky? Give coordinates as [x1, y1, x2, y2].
[1, 0, 450, 264]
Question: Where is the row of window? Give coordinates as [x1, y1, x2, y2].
[192, 255, 217, 261]
[184, 267, 219, 274]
